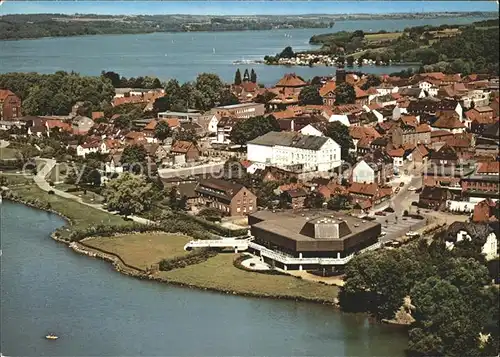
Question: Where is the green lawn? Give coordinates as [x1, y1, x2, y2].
[159, 253, 339, 302]
[9, 183, 132, 238]
[84, 233, 191, 270]
[365, 32, 402, 42]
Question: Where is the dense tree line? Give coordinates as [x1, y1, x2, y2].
[0, 14, 329, 40]
[153, 73, 238, 112]
[305, 19, 499, 74]
[101, 71, 162, 89]
[340, 228, 499, 356]
[0, 71, 114, 116]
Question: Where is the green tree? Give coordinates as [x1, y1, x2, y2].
[324, 121, 354, 159]
[175, 128, 198, 143]
[334, 83, 356, 105]
[361, 74, 382, 90]
[243, 69, 250, 82]
[101, 70, 121, 87]
[304, 192, 325, 208]
[234, 69, 242, 85]
[278, 46, 295, 58]
[121, 144, 148, 174]
[219, 88, 239, 106]
[229, 115, 280, 145]
[195, 73, 225, 110]
[250, 69, 257, 83]
[154, 120, 172, 141]
[102, 173, 152, 216]
[327, 193, 351, 210]
[298, 85, 323, 105]
[254, 91, 277, 105]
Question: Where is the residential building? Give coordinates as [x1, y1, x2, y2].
[170, 140, 200, 162]
[247, 131, 341, 173]
[445, 222, 498, 261]
[348, 182, 392, 210]
[319, 81, 336, 106]
[461, 162, 500, 201]
[213, 102, 265, 119]
[0, 89, 21, 121]
[198, 113, 220, 134]
[472, 199, 499, 223]
[431, 111, 466, 134]
[351, 160, 376, 184]
[419, 186, 451, 209]
[248, 210, 382, 270]
[71, 115, 94, 135]
[429, 144, 459, 166]
[195, 178, 256, 216]
[215, 116, 239, 144]
[465, 106, 495, 133]
[157, 110, 202, 123]
[391, 121, 431, 147]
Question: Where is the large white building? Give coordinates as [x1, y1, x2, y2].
[247, 131, 341, 173]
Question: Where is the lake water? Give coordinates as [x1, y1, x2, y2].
[0, 200, 408, 356]
[0, 16, 491, 86]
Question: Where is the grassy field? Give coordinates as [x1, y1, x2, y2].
[8, 181, 132, 238]
[0, 147, 20, 160]
[365, 32, 402, 42]
[159, 253, 339, 302]
[84, 233, 191, 270]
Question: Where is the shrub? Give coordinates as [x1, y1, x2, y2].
[403, 210, 409, 216]
[48, 190, 55, 195]
[158, 248, 217, 271]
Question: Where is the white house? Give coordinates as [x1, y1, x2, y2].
[352, 160, 376, 184]
[299, 124, 324, 137]
[247, 131, 341, 173]
[105, 154, 124, 174]
[203, 113, 219, 134]
[76, 142, 100, 157]
[418, 81, 439, 97]
[328, 114, 350, 126]
[445, 223, 498, 261]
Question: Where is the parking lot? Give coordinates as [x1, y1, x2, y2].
[374, 215, 426, 243]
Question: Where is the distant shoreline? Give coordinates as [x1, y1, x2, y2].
[1, 12, 497, 41]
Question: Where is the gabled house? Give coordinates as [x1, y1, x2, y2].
[319, 81, 336, 106]
[195, 178, 257, 216]
[429, 143, 459, 166]
[170, 140, 200, 162]
[0, 89, 22, 121]
[431, 111, 465, 134]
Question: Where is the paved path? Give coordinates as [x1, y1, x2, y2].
[34, 158, 154, 225]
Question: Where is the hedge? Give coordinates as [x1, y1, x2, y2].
[158, 248, 218, 271]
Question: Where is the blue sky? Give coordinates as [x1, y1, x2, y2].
[1, 1, 498, 16]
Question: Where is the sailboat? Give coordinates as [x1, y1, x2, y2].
[213, 48, 216, 54]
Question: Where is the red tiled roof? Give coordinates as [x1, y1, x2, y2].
[401, 115, 419, 127]
[0, 89, 17, 100]
[433, 112, 465, 129]
[349, 126, 381, 141]
[276, 73, 307, 87]
[46, 119, 71, 132]
[477, 161, 500, 174]
[416, 123, 431, 133]
[387, 148, 405, 157]
[171, 140, 196, 153]
[319, 81, 336, 97]
[421, 72, 445, 80]
[349, 182, 378, 196]
[365, 87, 379, 95]
[354, 86, 368, 98]
[91, 111, 104, 120]
[144, 120, 158, 131]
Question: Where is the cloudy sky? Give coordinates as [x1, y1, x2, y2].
[1, 1, 498, 16]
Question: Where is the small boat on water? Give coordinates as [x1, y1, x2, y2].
[45, 334, 58, 340]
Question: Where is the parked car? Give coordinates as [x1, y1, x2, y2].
[408, 186, 417, 191]
[395, 187, 400, 194]
[406, 231, 419, 238]
[375, 211, 386, 216]
[380, 231, 387, 237]
[399, 182, 405, 187]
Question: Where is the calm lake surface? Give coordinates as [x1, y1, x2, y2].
[0, 200, 408, 356]
[0, 16, 491, 85]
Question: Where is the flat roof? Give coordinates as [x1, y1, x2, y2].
[215, 102, 261, 109]
[250, 210, 380, 242]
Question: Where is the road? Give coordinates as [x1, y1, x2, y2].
[34, 158, 153, 225]
[371, 170, 426, 243]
